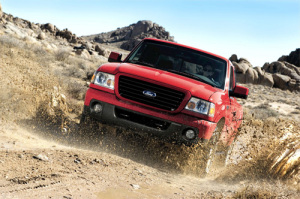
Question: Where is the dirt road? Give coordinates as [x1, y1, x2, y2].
[0, 32, 299, 198]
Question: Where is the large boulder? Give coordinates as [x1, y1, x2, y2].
[278, 48, 300, 67]
[232, 56, 253, 84]
[56, 28, 77, 43]
[232, 61, 250, 74]
[254, 67, 274, 87]
[261, 73, 274, 87]
[264, 61, 300, 84]
[245, 67, 259, 84]
[95, 44, 110, 57]
[229, 54, 238, 63]
[288, 79, 300, 92]
[272, 73, 291, 90]
[131, 20, 153, 38]
[37, 32, 46, 40]
[284, 61, 300, 76]
[41, 23, 56, 33]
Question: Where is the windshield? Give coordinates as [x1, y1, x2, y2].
[126, 40, 227, 89]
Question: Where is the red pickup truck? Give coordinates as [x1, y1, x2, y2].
[81, 38, 248, 174]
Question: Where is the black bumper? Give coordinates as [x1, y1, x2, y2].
[82, 100, 200, 145]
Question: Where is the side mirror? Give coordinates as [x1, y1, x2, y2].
[108, 52, 122, 62]
[230, 85, 249, 99]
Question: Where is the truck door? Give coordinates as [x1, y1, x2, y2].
[228, 65, 241, 143]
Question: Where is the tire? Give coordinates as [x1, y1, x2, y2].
[215, 141, 234, 168]
[200, 129, 221, 175]
[78, 112, 99, 136]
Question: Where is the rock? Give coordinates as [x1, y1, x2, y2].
[245, 67, 259, 84]
[254, 67, 264, 82]
[130, 184, 140, 190]
[37, 32, 46, 40]
[233, 61, 249, 74]
[56, 28, 77, 43]
[95, 45, 110, 57]
[262, 62, 270, 71]
[278, 48, 300, 67]
[131, 20, 153, 38]
[29, 22, 39, 30]
[33, 154, 49, 161]
[120, 38, 142, 51]
[95, 45, 105, 55]
[264, 61, 300, 86]
[284, 61, 300, 76]
[4, 22, 28, 38]
[235, 73, 245, 83]
[229, 54, 238, 63]
[41, 23, 56, 33]
[74, 158, 81, 164]
[76, 49, 90, 59]
[82, 42, 93, 51]
[272, 73, 291, 90]
[260, 73, 274, 87]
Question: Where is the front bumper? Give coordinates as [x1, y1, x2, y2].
[83, 88, 217, 145]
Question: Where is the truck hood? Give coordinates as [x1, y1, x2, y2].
[99, 63, 222, 101]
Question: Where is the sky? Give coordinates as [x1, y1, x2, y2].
[1, 0, 300, 67]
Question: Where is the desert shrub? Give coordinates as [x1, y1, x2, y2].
[55, 49, 70, 61]
[0, 35, 23, 48]
[246, 103, 279, 119]
[234, 186, 282, 199]
[63, 66, 86, 79]
[65, 80, 87, 100]
[31, 45, 48, 57]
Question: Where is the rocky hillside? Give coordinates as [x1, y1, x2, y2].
[0, 10, 129, 61]
[230, 54, 300, 92]
[1, 1, 299, 93]
[82, 20, 175, 51]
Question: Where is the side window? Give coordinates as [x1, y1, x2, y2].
[229, 66, 235, 91]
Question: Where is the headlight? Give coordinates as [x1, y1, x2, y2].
[185, 97, 215, 117]
[91, 72, 115, 90]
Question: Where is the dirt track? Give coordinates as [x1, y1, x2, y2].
[0, 33, 299, 198]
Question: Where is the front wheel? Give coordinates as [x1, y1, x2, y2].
[78, 112, 99, 136]
[200, 129, 221, 175]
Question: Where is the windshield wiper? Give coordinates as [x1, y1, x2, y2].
[167, 70, 216, 87]
[130, 60, 155, 67]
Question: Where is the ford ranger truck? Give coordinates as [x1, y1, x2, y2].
[81, 38, 249, 174]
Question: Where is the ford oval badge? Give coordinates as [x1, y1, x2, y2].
[143, 90, 156, 98]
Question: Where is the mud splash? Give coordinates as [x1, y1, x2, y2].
[1, 32, 299, 198]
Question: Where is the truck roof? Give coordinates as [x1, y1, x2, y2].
[143, 38, 229, 63]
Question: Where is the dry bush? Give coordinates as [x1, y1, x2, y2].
[65, 80, 87, 101]
[246, 103, 279, 119]
[31, 44, 48, 57]
[55, 48, 70, 61]
[0, 35, 24, 48]
[234, 186, 281, 199]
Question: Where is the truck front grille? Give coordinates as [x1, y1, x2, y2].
[118, 76, 185, 111]
[115, 108, 170, 130]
